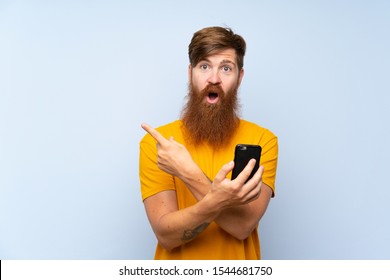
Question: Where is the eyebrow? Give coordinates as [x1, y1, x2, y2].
[200, 58, 237, 66]
[220, 59, 236, 66]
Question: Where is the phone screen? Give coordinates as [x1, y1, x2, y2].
[231, 144, 261, 182]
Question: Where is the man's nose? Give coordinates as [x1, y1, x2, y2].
[207, 69, 221, 84]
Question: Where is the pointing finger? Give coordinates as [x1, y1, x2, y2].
[141, 123, 168, 145]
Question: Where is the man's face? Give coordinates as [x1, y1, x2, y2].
[181, 48, 244, 148]
[188, 48, 244, 104]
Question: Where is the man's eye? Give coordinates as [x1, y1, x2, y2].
[201, 64, 209, 70]
[222, 66, 231, 72]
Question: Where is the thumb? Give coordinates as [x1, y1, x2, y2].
[214, 161, 234, 184]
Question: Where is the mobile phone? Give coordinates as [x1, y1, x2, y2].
[231, 144, 262, 182]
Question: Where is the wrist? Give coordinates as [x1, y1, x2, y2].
[178, 162, 211, 201]
[198, 192, 222, 221]
[180, 161, 206, 183]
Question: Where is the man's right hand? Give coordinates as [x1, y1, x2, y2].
[141, 123, 196, 178]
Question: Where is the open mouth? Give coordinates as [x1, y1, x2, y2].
[206, 92, 219, 104]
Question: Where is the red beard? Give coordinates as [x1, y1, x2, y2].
[181, 82, 240, 149]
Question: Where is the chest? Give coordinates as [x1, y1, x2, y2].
[188, 144, 236, 180]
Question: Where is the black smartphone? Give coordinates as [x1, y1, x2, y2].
[231, 144, 262, 182]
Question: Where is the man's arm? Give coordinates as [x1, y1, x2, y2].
[177, 159, 272, 240]
[143, 160, 260, 250]
[141, 123, 269, 241]
[143, 190, 218, 251]
[214, 182, 272, 239]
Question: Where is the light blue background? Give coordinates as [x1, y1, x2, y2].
[1, 0, 389, 259]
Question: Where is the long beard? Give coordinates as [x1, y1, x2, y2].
[181, 82, 240, 149]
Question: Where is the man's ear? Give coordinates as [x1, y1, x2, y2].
[188, 64, 192, 81]
[238, 68, 245, 86]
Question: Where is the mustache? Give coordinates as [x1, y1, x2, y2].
[201, 84, 225, 96]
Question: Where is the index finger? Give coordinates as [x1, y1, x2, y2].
[141, 123, 168, 145]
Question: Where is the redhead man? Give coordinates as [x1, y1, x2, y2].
[139, 26, 278, 260]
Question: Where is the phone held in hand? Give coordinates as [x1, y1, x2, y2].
[231, 144, 262, 182]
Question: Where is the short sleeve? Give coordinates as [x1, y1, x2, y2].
[259, 130, 278, 197]
[139, 133, 176, 201]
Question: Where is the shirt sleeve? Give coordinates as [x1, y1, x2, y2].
[139, 133, 176, 201]
[259, 130, 278, 197]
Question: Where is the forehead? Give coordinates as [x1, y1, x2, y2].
[199, 48, 237, 64]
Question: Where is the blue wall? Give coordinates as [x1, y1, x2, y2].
[1, 0, 389, 259]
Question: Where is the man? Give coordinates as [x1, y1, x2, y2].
[139, 26, 278, 260]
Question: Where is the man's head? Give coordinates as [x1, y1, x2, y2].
[181, 26, 246, 149]
[188, 26, 246, 72]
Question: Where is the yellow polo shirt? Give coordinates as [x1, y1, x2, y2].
[139, 119, 278, 259]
